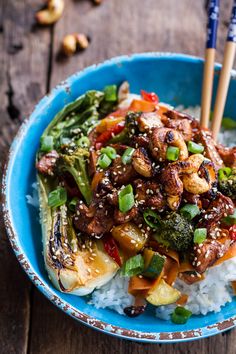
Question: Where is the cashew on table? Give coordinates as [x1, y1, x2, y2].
[62, 34, 89, 56]
[36, 0, 65, 25]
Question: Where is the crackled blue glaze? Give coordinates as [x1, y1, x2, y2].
[206, 0, 219, 48]
[2, 53, 236, 343]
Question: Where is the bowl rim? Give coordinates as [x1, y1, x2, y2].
[2, 52, 236, 343]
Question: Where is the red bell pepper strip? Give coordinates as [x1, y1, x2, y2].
[95, 122, 125, 149]
[103, 236, 122, 267]
[141, 90, 159, 104]
[229, 225, 236, 241]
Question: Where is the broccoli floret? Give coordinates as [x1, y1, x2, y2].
[154, 212, 194, 252]
[57, 148, 92, 205]
[125, 111, 142, 136]
[218, 168, 236, 199]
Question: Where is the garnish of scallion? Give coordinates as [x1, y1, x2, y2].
[121, 254, 144, 277]
[180, 204, 200, 220]
[122, 147, 135, 165]
[194, 228, 207, 244]
[187, 141, 204, 154]
[171, 306, 192, 324]
[97, 153, 112, 169]
[166, 146, 180, 161]
[118, 184, 135, 213]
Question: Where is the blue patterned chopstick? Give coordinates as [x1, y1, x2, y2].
[206, 0, 220, 49]
[227, 0, 236, 42]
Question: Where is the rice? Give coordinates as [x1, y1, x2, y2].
[26, 182, 39, 208]
[89, 273, 134, 315]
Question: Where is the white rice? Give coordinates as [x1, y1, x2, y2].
[26, 182, 39, 208]
[89, 274, 134, 315]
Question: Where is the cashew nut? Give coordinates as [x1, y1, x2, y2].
[150, 127, 188, 162]
[62, 34, 89, 56]
[182, 155, 216, 194]
[36, 0, 64, 25]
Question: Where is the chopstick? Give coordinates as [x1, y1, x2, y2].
[211, 0, 236, 140]
[200, 0, 220, 129]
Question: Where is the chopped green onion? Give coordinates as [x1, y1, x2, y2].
[101, 146, 117, 160]
[194, 228, 207, 244]
[122, 254, 144, 277]
[48, 187, 67, 208]
[187, 141, 204, 154]
[122, 147, 135, 164]
[68, 197, 78, 212]
[97, 153, 112, 169]
[223, 209, 236, 225]
[104, 85, 117, 102]
[218, 167, 232, 181]
[166, 146, 180, 161]
[40, 135, 54, 152]
[77, 136, 90, 148]
[143, 209, 161, 229]
[118, 184, 135, 213]
[171, 306, 192, 324]
[180, 204, 200, 220]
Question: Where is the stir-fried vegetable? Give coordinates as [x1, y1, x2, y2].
[146, 279, 181, 306]
[112, 222, 146, 252]
[218, 167, 236, 198]
[143, 249, 166, 278]
[57, 148, 92, 205]
[118, 184, 135, 213]
[48, 187, 67, 208]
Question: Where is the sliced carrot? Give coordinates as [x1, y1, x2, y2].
[129, 99, 156, 112]
[128, 276, 154, 296]
[176, 294, 189, 306]
[179, 260, 195, 273]
[231, 281, 236, 295]
[91, 171, 104, 191]
[163, 257, 179, 286]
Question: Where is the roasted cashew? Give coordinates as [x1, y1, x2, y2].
[36, 0, 64, 25]
[150, 127, 188, 162]
[62, 33, 89, 56]
[161, 154, 216, 210]
[182, 159, 216, 194]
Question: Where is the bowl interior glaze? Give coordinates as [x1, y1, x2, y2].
[3, 53, 236, 343]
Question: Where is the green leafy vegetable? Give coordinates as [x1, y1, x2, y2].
[48, 187, 67, 208]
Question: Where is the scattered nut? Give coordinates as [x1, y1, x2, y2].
[93, 0, 103, 5]
[62, 33, 89, 56]
[36, 0, 64, 25]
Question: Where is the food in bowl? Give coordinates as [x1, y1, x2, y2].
[35, 81, 236, 324]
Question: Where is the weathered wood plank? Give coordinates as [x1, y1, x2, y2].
[0, 1, 50, 353]
[20, 0, 236, 353]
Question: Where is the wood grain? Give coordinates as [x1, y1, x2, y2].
[0, 1, 50, 353]
[1, 0, 236, 353]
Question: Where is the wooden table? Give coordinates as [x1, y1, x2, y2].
[0, 1, 236, 353]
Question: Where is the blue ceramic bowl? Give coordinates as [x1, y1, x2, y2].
[3, 53, 236, 343]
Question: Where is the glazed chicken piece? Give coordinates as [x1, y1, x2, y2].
[138, 112, 163, 132]
[195, 130, 224, 170]
[197, 193, 234, 232]
[134, 179, 165, 211]
[161, 111, 193, 142]
[114, 206, 139, 224]
[133, 135, 149, 149]
[110, 157, 137, 186]
[36, 150, 59, 175]
[132, 147, 153, 178]
[73, 201, 113, 236]
[193, 239, 231, 274]
[216, 144, 236, 168]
